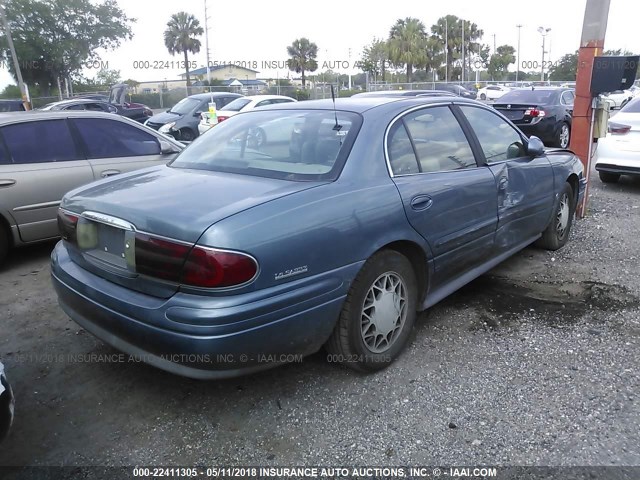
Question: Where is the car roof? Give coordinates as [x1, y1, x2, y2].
[257, 95, 482, 113]
[239, 95, 296, 101]
[187, 92, 243, 100]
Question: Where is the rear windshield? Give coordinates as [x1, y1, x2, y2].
[621, 97, 640, 113]
[497, 89, 559, 105]
[170, 109, 361, 181]
[220, 98, 252, 112]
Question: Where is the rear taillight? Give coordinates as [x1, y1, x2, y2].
[608, 122, 631, 135]
[524, 108, 546, 117]
[216, 115, 229, 123]
[57, 209, 79, 243]
[134, 233, 258, 288]
[134, 233, 191, 282]
[143, 108, 153, 117]
[182, 247, 258, 288]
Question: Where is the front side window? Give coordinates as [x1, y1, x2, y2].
[171, 110, 361, 181]
[460, 106, 526, 162]
[71, 118, 161, 159]
[1, 120, 80, 164]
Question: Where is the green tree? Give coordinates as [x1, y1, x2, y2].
[487, 45, 516, 80]
[0, 84, 21, 98]
[95, 69, 121, 86]
[0, 0, 133, 96]
[163, 12, 203, 94]
[548, 51, 578, 81]
[359, 38, 389, 82]
[286, 38, 318, 88]
[387, 17, 427, 82]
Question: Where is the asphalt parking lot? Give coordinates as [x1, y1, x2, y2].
[0, 168, 639, 469]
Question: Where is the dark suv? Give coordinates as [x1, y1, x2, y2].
[145, 92, 242, 142]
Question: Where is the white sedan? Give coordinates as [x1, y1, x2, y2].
[595, 97, 640, 183]
[602, 89, 634, 110]
[198, 94, 297, 135]
[477, 85, 512, 101]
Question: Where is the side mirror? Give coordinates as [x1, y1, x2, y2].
[194, 111, 202, 117]
[166, 108, 171, 113]
[527, 136, 545, 157]
[159, 139, 178, 155]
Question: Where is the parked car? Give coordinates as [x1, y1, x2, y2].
[0, 111, 184, 265]
[595, 96, 640, 183]
[107, 83, 154, 123]
[51, 95, 585, 380]
[435, 83, 477, 99]
[0, 361, 13, 443]
[0, 100, 26, 112]
[39, 98, 118, 114]
[493, 87, 574, 148]
[74, 93, 110, 102]
[477, 85, 512, 101]
[145, 92, 242, 142]
[199, 95, 297, 135]
[602, 89, 634, 110]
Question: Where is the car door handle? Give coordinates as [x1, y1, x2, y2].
[101, 170, 121, 178]
[410, 195, 433, 211]
[0, 179, 16, 187]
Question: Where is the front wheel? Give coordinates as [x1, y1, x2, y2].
[0, 227, 7, 267]
[536, 182, 575, 250]
[179, 128, 196, 142]
[325, 250, 418, 372]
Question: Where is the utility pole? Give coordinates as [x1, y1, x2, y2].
[348, 48, 352, 90]
[538, 27, 551, 81]
[516, 24, 523, 83]
[445, 18, 448, 82]
[493, 34, 496, 54]
[0, 2, 30, 109]
[571, 0, 611, 217]
[461, 19, 465, 83]
[204, 0, 211, 86]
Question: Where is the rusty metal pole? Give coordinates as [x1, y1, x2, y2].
[571, 0, 610, 218]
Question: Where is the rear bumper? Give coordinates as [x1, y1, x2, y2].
[51, 242, 355, 379]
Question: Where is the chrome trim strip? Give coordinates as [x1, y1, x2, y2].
[81, 211, 136, 231]
[13, 200, 60, 211]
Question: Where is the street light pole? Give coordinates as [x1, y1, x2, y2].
[204, 0, 211, 86]
[0, 2, 30, 109]
[538, 26, 551, 82]
[516, 24, 523, 83]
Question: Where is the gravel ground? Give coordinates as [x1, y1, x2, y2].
[0, 170, 639, 471]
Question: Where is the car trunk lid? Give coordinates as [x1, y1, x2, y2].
[493, 103, 541, 122]
[62, 165, 326, 297]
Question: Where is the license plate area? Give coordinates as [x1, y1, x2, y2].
[78, 220, 135, 272]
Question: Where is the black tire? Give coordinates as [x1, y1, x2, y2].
[180, 128, 196, 142]
[599, 171, 620, 183]
[554, 122, 571, 148]
[536, 182, 575, 250]
[0, 227, 8, 267]
[480, 93, 487, 100]
[247, 127, 266, 148]
[325, 250, 418, 372]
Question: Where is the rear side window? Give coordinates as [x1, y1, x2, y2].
[1, 120, 80, 164]
[387, 122, 420, 175]
[220, 98, 251, 112]
[72, 118, 161, 159]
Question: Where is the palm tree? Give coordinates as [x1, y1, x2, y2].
[286, 38, 319, 88]
[387, 17, 427, 83]
[164, 12, 204, 94]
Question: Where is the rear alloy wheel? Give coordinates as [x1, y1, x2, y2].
[480, 93, 487, 100]
[599, 171, 620, 183]
[247, 127, 266, 148]
[536, 182, 575, 250]
[555, 122, 570, 148]
[325, 250, 417, 372]
[180, 128, 195, 142]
